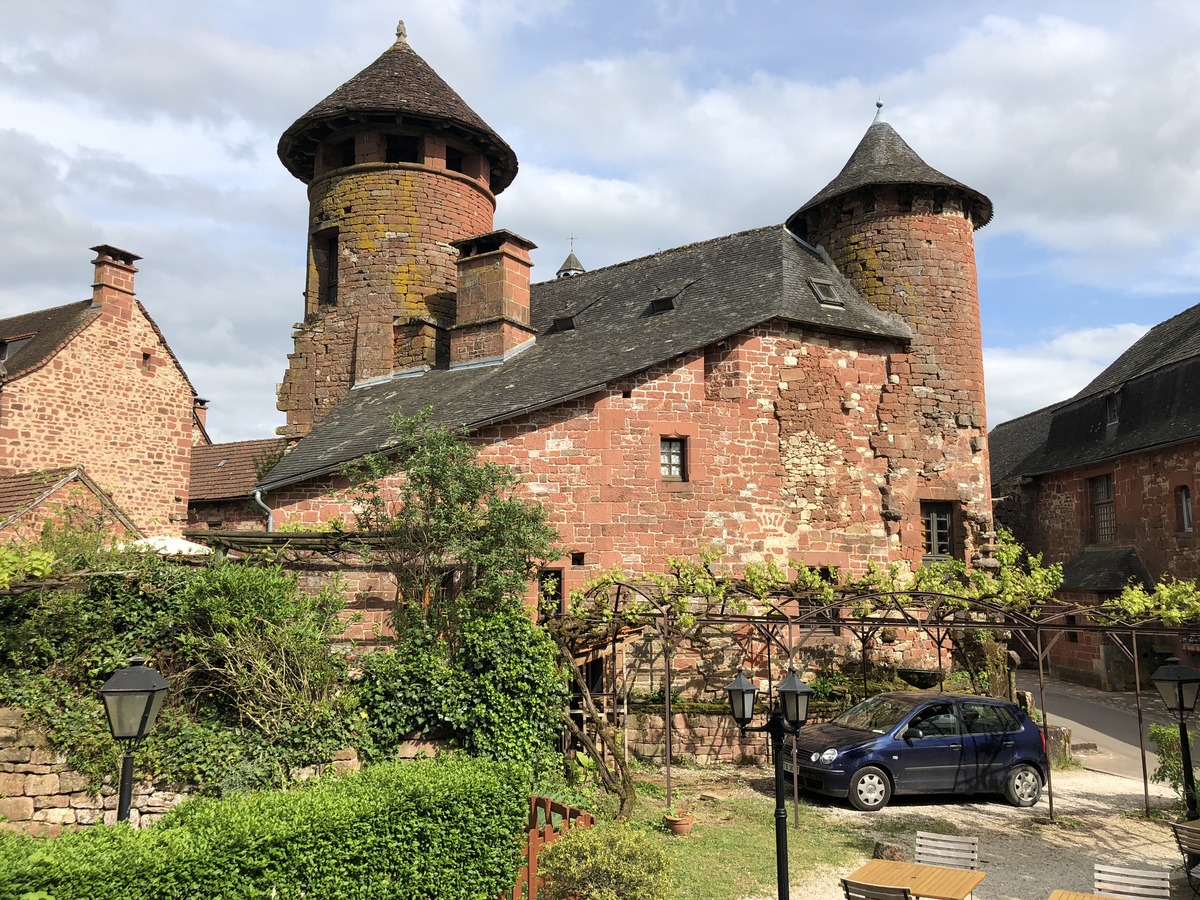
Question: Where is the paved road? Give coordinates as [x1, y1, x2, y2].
[1016, 670, 1177, 781]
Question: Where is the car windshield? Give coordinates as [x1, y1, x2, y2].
[831, 695, 924, 733]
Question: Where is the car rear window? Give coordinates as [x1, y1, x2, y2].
[960, 701, 1020, 734]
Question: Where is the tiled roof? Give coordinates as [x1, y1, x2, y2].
[1071, 303, 1200, 401]
[277, 22, 518, 192]
[989, 300, 1200, 482]
[1060, 546, 1152, 593]
[190, 439, 285, 501]
[787, 114, 993, 230]
[0, 301, 98, 384]
[259, 224, 911, 491]
[0, 466, 140, 535]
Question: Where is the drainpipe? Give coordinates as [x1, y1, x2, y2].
[252, 490, 274, 532]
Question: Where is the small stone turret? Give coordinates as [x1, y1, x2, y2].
[788, 104, 994, 567]
[275, 21, 519, 439]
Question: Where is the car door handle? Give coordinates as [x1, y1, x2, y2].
[950, 743, 961, 749]
[1002, 740, 1015, 747]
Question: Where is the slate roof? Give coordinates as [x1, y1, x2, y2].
[787, 111, 993, 231]
[277, 22, 518, 192]
[0, 301, 98, 384]
[0, 466, 141, 535]
[259, 225, 911, 491]
[191, 439, 286, 502]
[1060, 546, 1152, 593]
[989, 300, 1200, 482]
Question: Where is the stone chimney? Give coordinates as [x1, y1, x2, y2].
[90, 245, 141, 322]
[449, 230, 537, 367]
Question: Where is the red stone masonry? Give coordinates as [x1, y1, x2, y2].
[277, 147, 498, 440]
[270, 323, 943, 591]
[0, 254, 194, 536]
[803, 187, 993, 565]
[1020, 440, 1200, 584]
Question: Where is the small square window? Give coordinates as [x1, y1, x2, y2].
[660, 437, 686, 481]
[571, 552, 586, 566]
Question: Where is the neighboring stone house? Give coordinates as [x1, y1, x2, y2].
[256, 22, 996, 606]
[0, 246, 204, 537]
[0, 466, 141, 541]
[188, 438, 284, 531]
[990, 302, 1200, 687]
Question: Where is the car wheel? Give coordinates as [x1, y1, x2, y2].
[848, 766, 892, 811]
[1004, 763, 1042, 807]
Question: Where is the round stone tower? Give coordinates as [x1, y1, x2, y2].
[275, 21, 518, 439]
[787, 104, 995, 567]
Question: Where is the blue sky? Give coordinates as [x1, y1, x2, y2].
[1, 1, 1198, 441]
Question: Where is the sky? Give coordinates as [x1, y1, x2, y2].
[2, 1, 1199, 443]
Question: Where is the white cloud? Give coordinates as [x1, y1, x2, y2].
[984, 323, 1150, 426]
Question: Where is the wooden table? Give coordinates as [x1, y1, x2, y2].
[847, 859, 986, 900]
[1046, 892, 1121, 900]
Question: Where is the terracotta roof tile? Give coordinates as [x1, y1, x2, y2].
[191, 439, 285, 501]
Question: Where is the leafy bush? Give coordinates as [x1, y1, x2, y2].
[355, 608, 567, 771]
[538, 822, 671, 900]
[0, 756, 530, 900]
[0, 547, 355, 789]
[1149, 722, 1198, 809]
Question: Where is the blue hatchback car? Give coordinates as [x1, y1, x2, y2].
[783, 691, 1047, 811]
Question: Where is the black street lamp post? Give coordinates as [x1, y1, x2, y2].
[99, 657, 168, 823]
[725, 666, 814, 900]
[1152, 657, 1200, 821]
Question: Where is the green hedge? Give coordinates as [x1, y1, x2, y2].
[0, 757, 529, 900]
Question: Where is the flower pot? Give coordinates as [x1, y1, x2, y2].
[663, 813, 694, 836]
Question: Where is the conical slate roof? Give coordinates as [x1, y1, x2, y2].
[787, 107, 992, 230]
[277, 21, 518, 192]
[557, 251, 585, 278]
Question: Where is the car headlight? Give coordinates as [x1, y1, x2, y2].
[810, 751, 820, 763]
[819, 748, 839, 765]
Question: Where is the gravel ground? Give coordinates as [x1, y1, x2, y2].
[740, 768, 1186, 900]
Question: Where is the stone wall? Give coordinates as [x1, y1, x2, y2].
[0, 707, 190, 836]
[1007, 440, 1200, 585]
[271, 324, 930, 590]
[0, 260, 194, 536]
[278, 162, 497, 439]
[800, 185, 994, 565]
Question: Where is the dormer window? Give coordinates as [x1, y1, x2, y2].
[650, 280, 693, 314]
[809, 279, 843, 308]
[0, 334, 33, 361]
[552, 316, 576, 332]
[1105, 393, 1120, 426]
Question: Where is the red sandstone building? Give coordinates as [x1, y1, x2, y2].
[990, 303, 1200, 688]
[255, 22, 996, 597]
[0, 246, 205, 538]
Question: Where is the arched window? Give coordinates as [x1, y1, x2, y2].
[1176, 485, 1194, 533]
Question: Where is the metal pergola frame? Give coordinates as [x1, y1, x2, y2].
[555, 581, 1194, 822]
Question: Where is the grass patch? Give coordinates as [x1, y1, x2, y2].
[626, 788, 868, 900]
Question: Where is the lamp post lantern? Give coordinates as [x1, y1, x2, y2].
[99, 657, 168, 823]
[724, 666, 813, 900]
[1151, 656, 1200, 821]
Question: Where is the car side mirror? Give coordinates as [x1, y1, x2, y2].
[902, 726, 923, 741]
